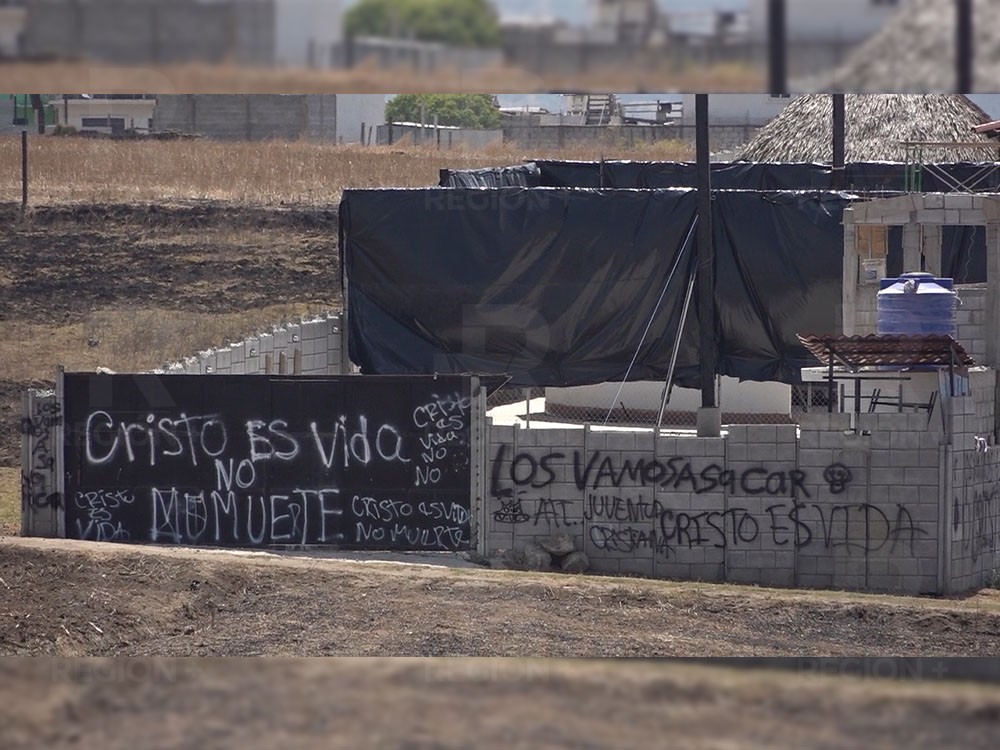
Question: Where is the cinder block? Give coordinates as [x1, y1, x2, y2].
[891, 431, 922, 450]
[903, 467, 938, 485]
[676, 437, 704, 457]
[906, 414, 932, 432]
[726, 442, 747, 462]
[888, 449, 920, 467]
[776, 442, 797, 462]
[876, 413, 911, 431]
[605, 431, 635, 451]
[747, 442, 778, 462]
[747, 425, 776, 444]
[799, 413, 834, 431]
[585, 429, 608, 451]
[633, 432, 655, 452]
[819, 431, 849, 449]
[869, 467, 906, 485]
[944, 193, 974, 210]
[798, 448, 835, 468]
[869, 449, 893, 468]
[798, 429, 820, 449]
[727, 425, 749, 441]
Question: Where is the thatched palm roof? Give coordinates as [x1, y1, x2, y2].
[824, 0, 1000, 92]
[737, 95, 998, 163]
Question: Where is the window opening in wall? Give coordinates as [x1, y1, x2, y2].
[941, 225, 987, 284]
[886, 226, 904, 276]
[858, 225, 887, 261]
[857, 224, 902, 282]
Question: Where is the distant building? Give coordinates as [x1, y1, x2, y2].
[0, 0, 25, 57]
[150, 94, 384, 143]
[680, 94, 792, 128]
[51, 94, 157, 135]
[21, 0, 344, 66]
[589, 0, 661, 44]
[746, 0, 900, 44]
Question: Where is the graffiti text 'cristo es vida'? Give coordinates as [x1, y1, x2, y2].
[83, 411, 411, 470]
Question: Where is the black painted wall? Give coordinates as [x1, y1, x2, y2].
[64, 374, 474, 551]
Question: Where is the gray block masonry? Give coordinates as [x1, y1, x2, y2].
[153, 313, 344, 378]
[485, 395, 1000, 594]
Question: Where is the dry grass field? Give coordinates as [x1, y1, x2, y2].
[1, 59, 765, 94]
[0, 136, 999, 748]
[0, 134, 691, 205]
[1, 657, 1000, 750]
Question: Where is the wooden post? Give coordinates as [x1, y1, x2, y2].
[21, 130, 28, 210]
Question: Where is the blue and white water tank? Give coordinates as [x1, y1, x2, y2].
[876, 273, 958, 338]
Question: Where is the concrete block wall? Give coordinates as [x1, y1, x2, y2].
[157, 313, 343, 377]
[152, 95, 339, 141]
[957, 286, 989, 366]
[948, 369, 1000, 591]
[20, 389, 63, 539]
[486, 413, 952, 594]
[800, 412, 944, 594]
[23, 0, 275, 65]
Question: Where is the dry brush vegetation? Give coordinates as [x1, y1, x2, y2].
[1, 59, 765, 95]
[0, 134, 692, 206]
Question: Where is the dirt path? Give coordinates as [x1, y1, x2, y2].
[1, 657, 998, 750]
[2, 537, 999, 658]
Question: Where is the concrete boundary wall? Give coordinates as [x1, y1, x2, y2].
[484, 386, 1000, 594]
[155, 312, 345, 377]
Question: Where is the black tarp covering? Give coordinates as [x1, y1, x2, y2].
[942, 225, 988, 284]
[711, 191, 853, 383]
[441, 163, 542, 188]
[441, 160, 1000, 194]
[341, 187, 855, 388]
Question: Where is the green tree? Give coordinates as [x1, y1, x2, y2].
[345, 0, 501, 47]
[385, 94, 501, 129]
